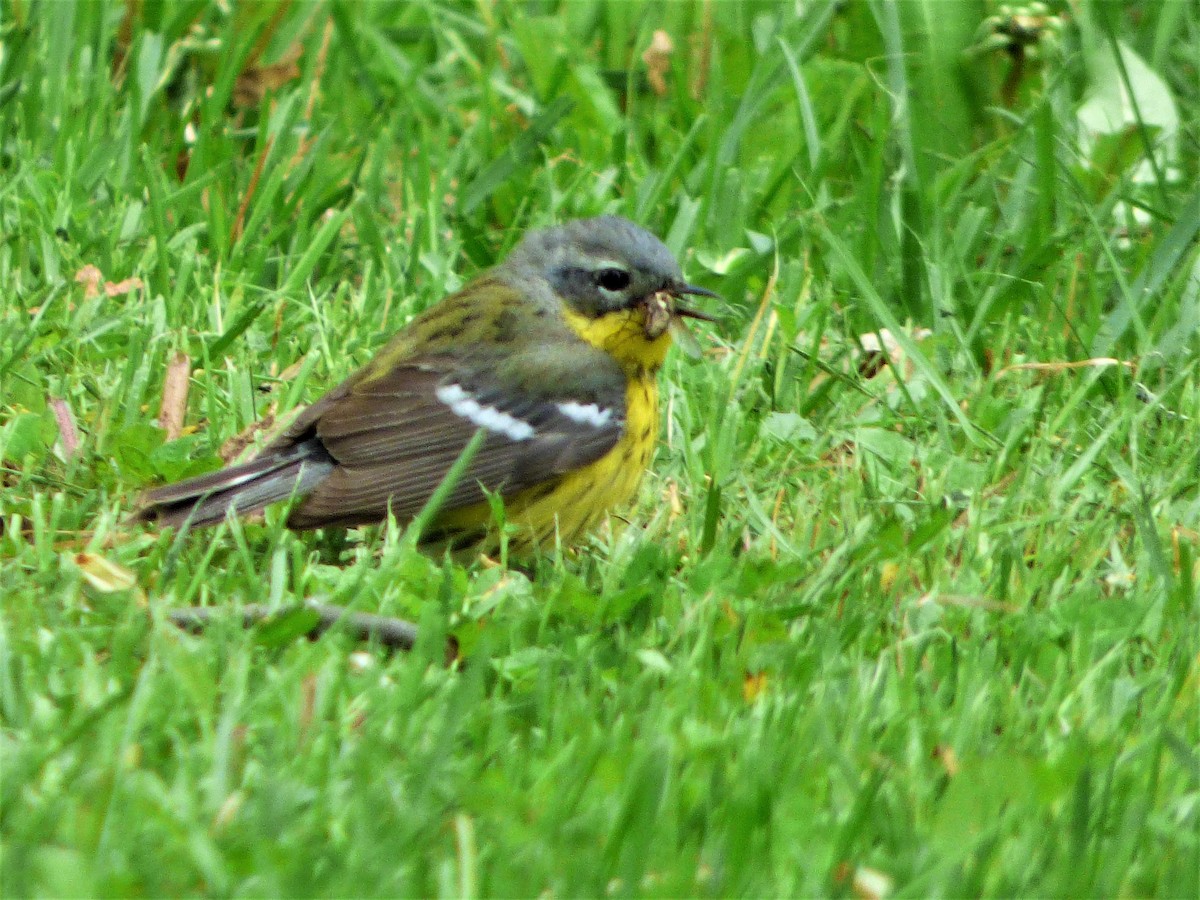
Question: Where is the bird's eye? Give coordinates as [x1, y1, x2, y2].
[596, 267, 631, 292]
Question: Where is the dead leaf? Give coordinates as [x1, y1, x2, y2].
[49, 396, 80, 458]
[879, 561, 900, 593]
[158, 351, 191, 441]
[75, 264, 103, 299]
[277, 357, 307, 382]
[935, 745, 960, 777]
[743, 671, 768, 703]
[821, 440, 857, 469]
[917, 592, 1018, 613]
[857, 327, 932, 380]
[721, 600, 739, 626]
[852, 866, 893, 900]
[298, 672, 317, 745]
[257, 355, 309, 395]
[103, 276, 143, 297]
[1172, 525, 1200, 576]
[213, 791, 244, 832]
[74, 265, 144, 299]
[996, 357, 1135, 377]
[642, 30, 674, 96]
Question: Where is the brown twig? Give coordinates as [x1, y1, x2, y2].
[166, 601, 422, 652]
[303, 16, 335, 125]
[287, 15, 335, 172]
[245, 0, 295, 72]
[230, 135, 274, 250]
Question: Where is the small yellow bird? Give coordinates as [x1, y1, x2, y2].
[134, 216, 717, 552]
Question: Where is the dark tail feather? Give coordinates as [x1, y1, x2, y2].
[131, 439, 335, 528]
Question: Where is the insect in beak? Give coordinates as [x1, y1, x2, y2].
[642, 281, 721, 345]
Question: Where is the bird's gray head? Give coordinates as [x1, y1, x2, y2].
[504, 216, 715, 323]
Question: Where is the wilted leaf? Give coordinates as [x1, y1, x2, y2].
[75, 553, 138, 593]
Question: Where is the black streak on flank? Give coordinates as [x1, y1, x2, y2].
[493, 308, 519, 344]
[425, 324, 458, 345]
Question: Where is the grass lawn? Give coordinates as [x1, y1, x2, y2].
[1, 1, 1197, 896]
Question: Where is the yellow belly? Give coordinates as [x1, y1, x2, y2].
[509, 373, 657, 547]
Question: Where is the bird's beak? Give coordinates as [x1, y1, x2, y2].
[671, 281, 721, 322]
[643, 280, 720, 340]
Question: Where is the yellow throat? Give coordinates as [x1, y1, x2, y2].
[563, 307, 673, 375]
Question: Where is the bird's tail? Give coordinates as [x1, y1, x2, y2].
[131, 438, 335, 528]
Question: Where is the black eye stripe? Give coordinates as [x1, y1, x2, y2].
[596, 267, 631, 291]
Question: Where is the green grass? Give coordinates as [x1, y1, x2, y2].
[2, 1, 1198, 895]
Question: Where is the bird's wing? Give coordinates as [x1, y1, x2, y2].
[281, 345, 628, 528]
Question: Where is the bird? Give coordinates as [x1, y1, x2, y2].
[133, 215, 718, 554]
